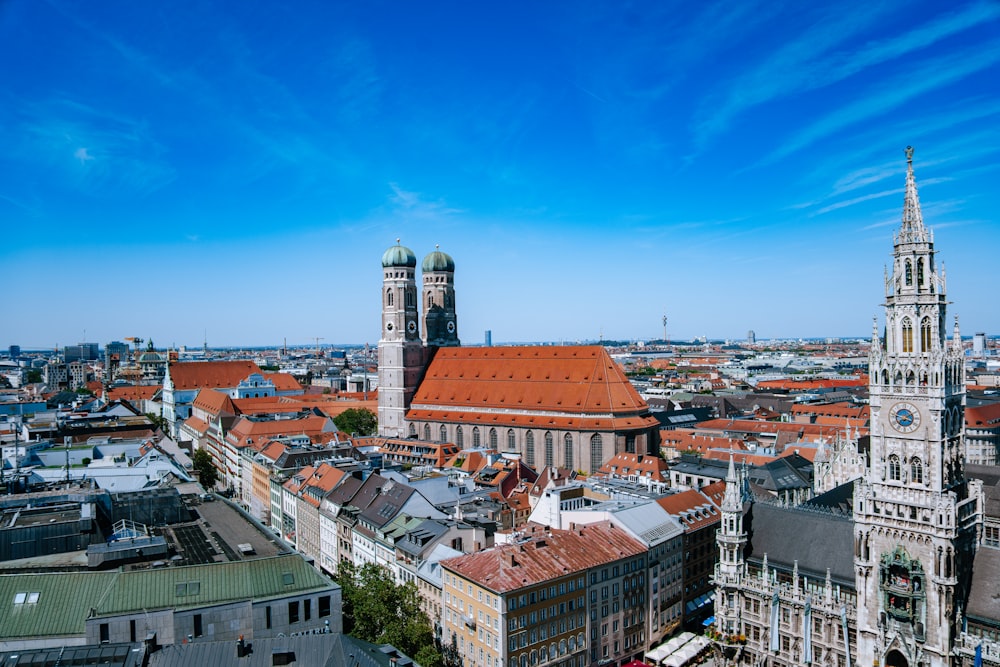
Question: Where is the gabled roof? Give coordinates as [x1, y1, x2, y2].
[168, 360, 262, 391]
[263, 372, 303, 392]
[656, 488, 720, 531]
[360, 479, 417, 529]
[226, 415, 334, 451]
[410, 345, 650, 417]
[442, 522, 645, 592]
[192, 389, 237, 417]
[744, 502, 854, 586]
[598, 452, 669, 481]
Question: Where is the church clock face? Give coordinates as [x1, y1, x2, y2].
[407, 320, 417, 334]
[385, 322, 394, 332]
[447, 321, 456, 333]
[890, 402, 921, 433]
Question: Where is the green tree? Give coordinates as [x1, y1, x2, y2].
[26, 369, 42, 384]
[191, 449, 219, 489]
[335, 562, 438, 661]
[333, 408, 378, 436]
[145, 412, 168, 432]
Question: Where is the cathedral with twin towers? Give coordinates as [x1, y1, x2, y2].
[376, 244, 660, 475]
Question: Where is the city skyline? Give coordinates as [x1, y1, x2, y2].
[2, 0, 999, 349]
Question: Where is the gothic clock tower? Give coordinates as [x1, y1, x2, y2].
[854, 148, 982, 667]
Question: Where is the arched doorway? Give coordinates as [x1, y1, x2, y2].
[885, 649, 908, 667]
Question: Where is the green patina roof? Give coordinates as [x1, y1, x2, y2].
[0, 571, 117, 639]
[0, 554, 335, 640]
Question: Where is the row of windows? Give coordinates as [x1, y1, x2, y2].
[898, 315, 935, 353]
[887, 455, 923, 483]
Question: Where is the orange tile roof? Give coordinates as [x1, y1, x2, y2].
[182, 415, 210, 436]
[193, 389, 237, 416]
[410, 345, 649, 416]
[656, 489, 720, 531]
[226, 415, 333, 451]
[694, 418, 868, 439]
[408, 409, 659, 431]
[263, 372, 303, 392]
[442, 522, 645, 592]
[791, 402, 869, 420]
[106, 385, 160, 402]
[965, 402, 1000, 427]
[168, 360, 262, 390]
[259, 441, 288, 462]
[701, 449, 779, 467]
[597, 452, 669, 480]
[755, 377, 868, 391]
[233, 396, 307, 415]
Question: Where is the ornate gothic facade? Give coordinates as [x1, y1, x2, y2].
[713, 149, 995, 667]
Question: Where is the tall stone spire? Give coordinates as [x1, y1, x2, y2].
[722, 452, 741, 512]
[899, 146, 929, 244]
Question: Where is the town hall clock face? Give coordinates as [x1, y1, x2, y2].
[890, 402, 921, 433]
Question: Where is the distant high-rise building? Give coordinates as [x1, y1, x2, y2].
[973, 331, 987, 356]
[64, 342, 98, 363]
[8, 345, 20, 359]
[484, 329, 492, 346]
[105, 341, 130, 381]
[747, 329, 755, 344]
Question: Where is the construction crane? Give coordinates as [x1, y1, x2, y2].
[314, 337, 325, 358]
[124, 337, 143, 364]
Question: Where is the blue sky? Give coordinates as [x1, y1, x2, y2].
[2, 1, 998, 350]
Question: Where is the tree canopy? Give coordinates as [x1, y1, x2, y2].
[333, 407, 378, 436]
[334, 561, 444, 666]
[192, 449, 219, 489]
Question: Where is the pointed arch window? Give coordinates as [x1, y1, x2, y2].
[917, 258, 925, 286]
[905, 370, 916, 387]
[564, 434, 574, 469]
[526, 432, 535, 467]
[590, 434, 604, 474]
[489, 428, 498, 449]
[911, 458, 923, 484]
[456, 426, 464, 448]
[902, 318, 914, 353]
[920, 317, 932, 352]
[888, 455, 901, 481]
[440, 425, 447, 442]
[473, 426, 481, 448]
[428, 294, 435, 308]
[905, 260, 913, 286]
[507, 429, 516, 451]
[386, 289, 394, 307]
[544, 432, 554, 467]
[881, 369, 889, 386]
[408, 423, 416, 437]
[423, 424, 431, 440]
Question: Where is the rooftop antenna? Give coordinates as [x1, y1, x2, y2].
[662, 314, 667, 344]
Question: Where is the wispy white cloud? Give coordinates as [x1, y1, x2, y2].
[815, 187, 902, 215]
[16, 96, 176, 196]
[764, 43, 1000, 163]
[388, 183, 463, 219]
[695, 2, 1000, 148]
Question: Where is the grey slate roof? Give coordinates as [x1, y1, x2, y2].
[967, 546, 1000, 625]
[147, 633, 419, 667]
[744, 502, 855, 586]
